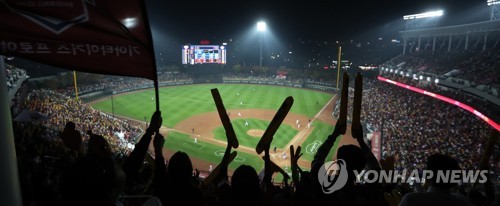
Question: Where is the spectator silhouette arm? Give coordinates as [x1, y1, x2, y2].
[122, 111, 162, 180]
[311, 122, 344, 177]
[312, 73, 348, 177]
[352, 124, 381, 171]
[352, 72, 381, 171]
[152, 132, 167, 195]
[290, 145, 302, 185]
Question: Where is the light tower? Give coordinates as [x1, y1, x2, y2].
[403, 10, 444, 30]
[488, 0, 500, 20]
[257, 21, 266, 70]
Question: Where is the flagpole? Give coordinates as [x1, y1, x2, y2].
[336, 45, 342, 90]
[140, 0, 160, 114]
[154, 80, 159, 112]
[73, 70, 79, 101]
[0, 55, 23, 206]
[111, 93, 115, 118]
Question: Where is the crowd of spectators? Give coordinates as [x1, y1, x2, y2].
[378, 73, 500, 122]
[382, 49, 500, 88]
[20, 89, 142, 157]
[5, 63, 28, 91]
[304, 78, 335, 86]
[456, 50, 500, 87]
[222, 73, 303, 85]
[334, 79, 498, 178]
[59, 72, 193, 97]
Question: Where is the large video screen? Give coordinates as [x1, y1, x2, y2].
[182, 45, 226, 65]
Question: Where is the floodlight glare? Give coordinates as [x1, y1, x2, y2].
[256, 21, 267, 70]
[123, 17, 137, 28]
[403, 10, 444, 20]
[257, 21, 266, 31]
[488, 0, 500, 6]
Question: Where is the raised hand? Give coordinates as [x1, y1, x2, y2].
[153, 132, 165, 156]
[330, 121, 347, 141]
[290, 145, 303, 184]
[351, 124, 365, 147]
[380, 155, 395, 171]
[147, 111, 162, 134]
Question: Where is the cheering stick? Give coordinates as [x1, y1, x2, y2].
[352, 72, 363, 130]
[256, 96, 294, 154]
[337, 73, 349, 134]
[261, 156, 291, 182]
[211, 89, 239, 148]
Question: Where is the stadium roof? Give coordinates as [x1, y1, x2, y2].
[400, 19, 500, 38]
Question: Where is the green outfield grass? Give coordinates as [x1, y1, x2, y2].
[91, 84, 334, 174]
[299, 121, 338, 162]
[164, 131, 264, 171]
[92, 84, 332, 127]
[213, 118, 298, 149]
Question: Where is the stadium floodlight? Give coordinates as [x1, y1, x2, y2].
[403, 10, 444, 20]
[257, 21, 266, 69]
[123, 18, 136, 28]
[489, 0, 500, 20]
[257, 21, 267, 31]
[488, 0, 500, 6]
[435, 79, 439, 84]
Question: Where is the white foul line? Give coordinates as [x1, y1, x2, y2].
[284, 94, 337, 153]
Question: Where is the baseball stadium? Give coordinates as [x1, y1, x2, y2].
[2, 0, 500, 206]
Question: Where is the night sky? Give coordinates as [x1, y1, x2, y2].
[146, 0, 488, 44]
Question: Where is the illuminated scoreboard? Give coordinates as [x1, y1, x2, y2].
[182, 45, 227, 65]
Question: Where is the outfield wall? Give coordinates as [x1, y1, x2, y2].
[80, 78, 336, 103]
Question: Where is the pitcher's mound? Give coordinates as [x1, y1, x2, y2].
[247, 129, 265, 137]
